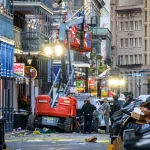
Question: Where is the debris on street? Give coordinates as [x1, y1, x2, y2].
[85, 136, 97, 142]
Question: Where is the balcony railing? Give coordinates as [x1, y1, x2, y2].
[14, 26, 22, 50]
[13, 0, 52, 9]
[21, 31, 46, 51]
[0, 3, 13, 19]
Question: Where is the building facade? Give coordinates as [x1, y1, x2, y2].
[0, 0, 15, 131]
[110, 0, 146, 97]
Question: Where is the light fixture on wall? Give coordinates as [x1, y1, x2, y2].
[27, 53, 32, 65]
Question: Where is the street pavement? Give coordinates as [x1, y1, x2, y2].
[5, 131, 110, 150]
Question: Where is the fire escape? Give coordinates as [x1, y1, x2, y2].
[13, 0, 53, 52]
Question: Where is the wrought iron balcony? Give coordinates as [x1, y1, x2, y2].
[73, 52, 90, 63]
[0, 13, 13, 40]
[14, 26, 22, 52]
[21, 31, 46, 51]
[13, 0, 53, 10]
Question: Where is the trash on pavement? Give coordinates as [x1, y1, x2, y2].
[17, 127, 22, 131]
[98, 129, 105, 134]
[33, 130, 40, 134]
[85, 136, 97, 142]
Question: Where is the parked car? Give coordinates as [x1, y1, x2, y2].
[137, 95, 150, 102]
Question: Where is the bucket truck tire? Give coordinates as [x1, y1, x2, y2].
[26, 115, 36, 131]
[74, 120, 81, 133]
[64, 118, 73, 133]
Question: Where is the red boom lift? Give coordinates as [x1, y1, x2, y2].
[26, 12, 92, 133]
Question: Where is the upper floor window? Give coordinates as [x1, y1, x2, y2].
[145, 40, 147, 51]
[145, 54, 147, 65]
[111, 7, 113, 17]
[145, 11, 147, 22]
[135, 21, 138, 30]
[135, 38, 138, 47]
[145, 25, 147, 36]
[125, 22, 128, 31]
[139, 20, 142, 30]
[120, 22, 124, 31]
[120, 39, 124, 48]
[130, 21, 133, 31]
[125, 39, 128, 48]
[135, 55, 137, 64]
[145, 0, 147, 7]
[130, 55, 133, 64]
[139, 38, 142, 47]
[130, 38, 133, 48]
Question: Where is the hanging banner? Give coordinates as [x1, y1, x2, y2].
[6, 44, 10, 77]
[11, 45, 14, 77]
[1, 42, 6, 77]
[0, 42, 14, 77]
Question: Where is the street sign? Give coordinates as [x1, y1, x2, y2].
[127, 73, 143, 77]
[133, 73, 143, 77]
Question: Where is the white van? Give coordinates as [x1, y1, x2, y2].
[138, 95, 150, 102]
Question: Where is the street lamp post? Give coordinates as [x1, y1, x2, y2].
[27, 53, 32, 112]
[41, 41, 64, 97]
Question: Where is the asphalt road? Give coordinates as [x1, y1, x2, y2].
[5, 131, 110, 150]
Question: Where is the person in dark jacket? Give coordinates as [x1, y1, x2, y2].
[81, 99, 96, 133]
[123, 95, 133, 108]
[110, 95, 121, 137]
[110, 95, 121, 117]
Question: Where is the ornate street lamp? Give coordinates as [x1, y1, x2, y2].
[27, 53, 32, 113]
[27, 53, 32, 65]
[41, 40, 64, 98]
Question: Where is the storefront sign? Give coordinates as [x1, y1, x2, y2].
[14, 63, 25, 77]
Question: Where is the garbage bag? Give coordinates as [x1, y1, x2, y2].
[134, 100, 144, 107]
[124, 122, 142, 134]
[111, 110, 123, 123]
[112, 114, 129, 135]
[122, 103, 135, 113]
[139, 123, 150, 135]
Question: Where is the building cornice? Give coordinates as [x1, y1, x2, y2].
[116, 5, 143, 12]
[13, 2, 53, 15]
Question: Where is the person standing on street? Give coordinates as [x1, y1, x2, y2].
[103, 98, 110, 133]
[81, 99, 96, 134]
[110, 95, 121, 117]
[123, 95, 133, 108]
